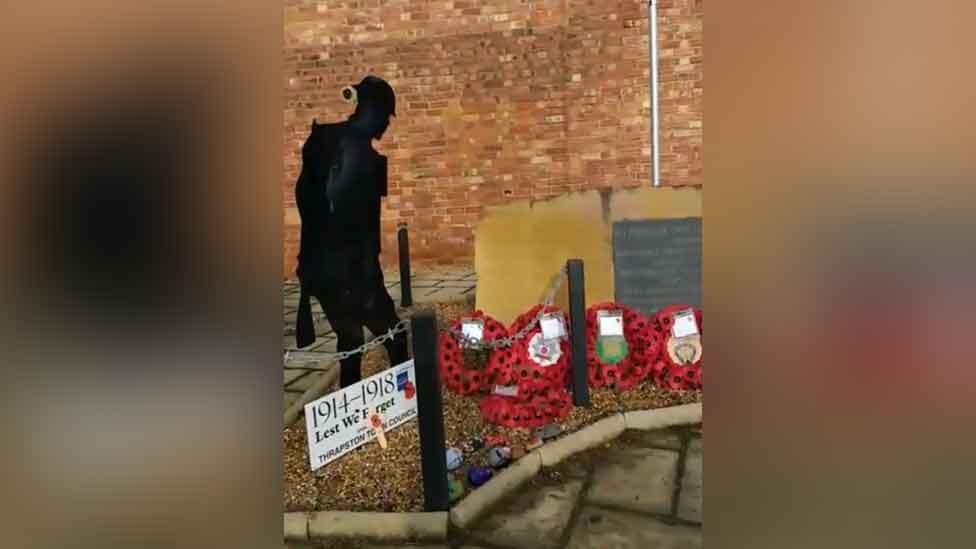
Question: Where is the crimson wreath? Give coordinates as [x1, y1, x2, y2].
[479, 305, 574, 428]
[586, 303, 662, 392]
[438, 310, 509, 396]
[650, 304, 704, 391]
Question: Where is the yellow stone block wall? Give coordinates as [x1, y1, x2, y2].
[474, 186, 702, 324]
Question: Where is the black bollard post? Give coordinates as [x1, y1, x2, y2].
[567, 259, 591, 407]
[411, 310, 449, 511]
[398, 223, 413, 307]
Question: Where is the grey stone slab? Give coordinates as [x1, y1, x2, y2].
[549, 458, 591, 481]
[407, 279, 442, 289]
[283, 392, 301, 412]
[362, 545, 450, 549]
[567, 507, 702, 549]
[435, 280, 478, 289]
[630, 428, 684, 451]
[284, 369, 312, 385]
[289, 371, 324, 393]
[676, 438, 702, 524]
[415, 287, 468, 304]
[285, 337, 335, 354]
[585, 447, 679, 515]
[612, 218, 701, 317]
[469, 478, 585, 549]
[285, 350, 336, 363]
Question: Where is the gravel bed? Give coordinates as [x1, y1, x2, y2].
[283, 298, 704, 513]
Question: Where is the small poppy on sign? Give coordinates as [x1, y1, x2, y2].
[368, 409, 388, 449]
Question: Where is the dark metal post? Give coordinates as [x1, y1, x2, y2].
[411, 310, 449, 511]
[398, 223, 413, 307]
[567, 259, 591, 407]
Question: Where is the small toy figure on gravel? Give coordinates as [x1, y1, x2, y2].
[467, 466, 493, 487]
[534, 424, 562, 441]
[446, 448, 463, 471]
[448, 476, 465, 502]
[486, 447, 512, 468]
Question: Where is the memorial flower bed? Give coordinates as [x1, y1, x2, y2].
[283, 298, 703, 513]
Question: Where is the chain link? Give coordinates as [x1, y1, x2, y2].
[284, 318, 411, 366]
[284, 265, 568, 366]
[442, 265, 568, 351]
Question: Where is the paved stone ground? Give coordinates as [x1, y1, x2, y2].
[283, 266, 477, 412]
[287, 426, 703, 549]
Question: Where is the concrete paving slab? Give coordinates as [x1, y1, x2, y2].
[434, 280, 479, 289]
[627, 428, 684, 451]
[468, 479, 585, 549]
[415, 287, 469, 303]
[676, 437, 702, 523]
[289, 371, 325, 393]
[284, 369, 312, 385]
[585, 447, 679, 515]
[284, 393, 301, 412]
[567, 507, 702, 549]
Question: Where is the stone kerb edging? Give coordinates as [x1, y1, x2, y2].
[450, 402, 702, 529]
[284, 511, 449, 543]
[283, 364, 339, 428]
[283, 402, 702, 543]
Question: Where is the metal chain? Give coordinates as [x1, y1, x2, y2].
[442, 265, 568, 350]
[283, 318, 411, 366]
[283, 265, 568, 365]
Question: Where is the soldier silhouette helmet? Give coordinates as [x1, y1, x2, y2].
[343, 75, 396, 139]
[347, 75, 396, 117]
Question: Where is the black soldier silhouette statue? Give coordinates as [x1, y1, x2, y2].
[294, 75, 409, 388]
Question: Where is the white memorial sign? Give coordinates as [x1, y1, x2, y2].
[492, 384, 519, 397]
[540, 313, 566, 340]
[671, 309, 700, 338]
[460, 319, 485, 346]
[597, 310, 625, 337]
[305, 359, 418, 471]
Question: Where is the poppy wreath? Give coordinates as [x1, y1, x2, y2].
[585, 303, 661, 391]
[650, 304, 703, 391]
[507, 305, 572, 402]
[438, 311, 510, 396]
[479, 388, 573, 428]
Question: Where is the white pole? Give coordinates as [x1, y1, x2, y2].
[649, 0, 661, 187]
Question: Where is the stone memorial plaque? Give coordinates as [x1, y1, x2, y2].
[612, 218, 701, 316]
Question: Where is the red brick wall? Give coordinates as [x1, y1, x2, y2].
[283, 0, 703, 279]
